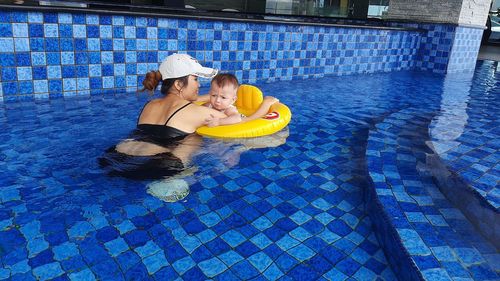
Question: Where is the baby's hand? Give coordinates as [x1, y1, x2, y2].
[204, 114, 220, 127]
[263, 96, 279, 105]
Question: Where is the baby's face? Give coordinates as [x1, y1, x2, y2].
[209, 83, 237, 111]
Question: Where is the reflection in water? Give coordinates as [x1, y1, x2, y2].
[429, 72, 473, 154]
[146, 128, 290, 202]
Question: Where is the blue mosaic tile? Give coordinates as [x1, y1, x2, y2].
[1, 11, 497, 281]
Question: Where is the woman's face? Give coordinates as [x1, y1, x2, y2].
[182, 75, 200, 101]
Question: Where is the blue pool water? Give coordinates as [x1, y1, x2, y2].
[0, 61, 498, 280]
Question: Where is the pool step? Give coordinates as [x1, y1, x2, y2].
[365, 108, 499, 281]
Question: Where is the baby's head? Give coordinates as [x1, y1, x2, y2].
[209, 73, 239, 111]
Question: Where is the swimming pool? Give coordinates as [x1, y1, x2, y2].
[0, 61, 498, 280]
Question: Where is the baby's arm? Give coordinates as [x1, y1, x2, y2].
[205, 106, 242, 127]
[243, 96, 279, 122]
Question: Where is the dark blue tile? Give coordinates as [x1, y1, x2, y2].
[190, 245, 212, 263]
[320, 247, 346, 265]
[336, 257, 361, 276]
[2, 67, 16, 81]
[235, 241, 260, 258]
[116, 251, 141, 273]
[182, 266, 206, 280]
[288, 264, 320, 280]
[153, 266, 179, 280]
[96, 226, 119, 243]
[306, 254, 332, 275]
[164, 241, 189, 263]
[123, 230, 150, 248]
[124, 262, 149, 280]
[91, 259, 121, 279]
[205, 237, 231, 256]
[28, 249, 54, 268]
[61, 256, 86, 272]
[231, 260, 260, 279]
[16, 53, 31, 66]
[275, 253, 298, 272]
[0, 53, 16, 67]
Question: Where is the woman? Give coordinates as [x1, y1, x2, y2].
[100, 53, 228, 179]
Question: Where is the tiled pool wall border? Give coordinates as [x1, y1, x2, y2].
[426, 153, 500, 250]
[0, 9, 484, 102]
[365, 178, 424, 281]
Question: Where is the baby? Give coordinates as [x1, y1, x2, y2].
[202, 73, 279, 127]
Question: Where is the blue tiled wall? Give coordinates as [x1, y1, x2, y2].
[0, 9, 484, 101]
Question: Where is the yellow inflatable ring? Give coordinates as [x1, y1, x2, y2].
[196, 85, 292, 138]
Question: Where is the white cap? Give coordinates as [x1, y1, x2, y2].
[159, 53, 218, 80]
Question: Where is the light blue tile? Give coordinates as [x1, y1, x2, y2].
[110, 16, 124, 26]
[8, 259, 29, 276]
[276, 234, 300, 251]
[248, 252, 272, 273]
[17, 67, 32, 80]
[69, 268, 96, 281]
[28, 12, 43, 23]
[86, 14, 99, 25]
[396, 228, 431, 256]
[89, 64, 102, 77]
[172, 256, 195, 275]
[290, 227, 312, 242]
[32, 262, 64, 281]
[12, 23, 28, 37]
[114, 39, 125, 50]
[102, 76, 114, 88]
[77, 78, 89, 91]
[101, 51, 113, 64]
[14, 38, 30, 52]
[31, 52, 46, 66]
[454, 248, 485, 265]
[421, 268, 453, 281]
[431, 246, 457, 262]
[324, 268, 348, 281]
[199, 212, 221, 227]
[104, 237, 129, 257]
[353, 266, 377, 281]
[58, 13, 72, 24]
[47, 66, 61, 79]
[73, 25, 86, 38]
[134, 241, 161, 259]
[63, 78, 77, 91]
[114, 64, 125, 76]
[263, 262, 284, 280]
[61, 52, 75, 65]
[124, 26, 136, 38]
[87, 38, 100, 51]
[19, 220, 41, 240]
[143, 251, 168, 274]
[100, 25, 112, 38]
[44, 24, 59, 37]
[0, 38, 14, 52]
[218, 250, 243, 267]
[221, 230, 246, 248]
[405, 212, 428, 223]
[198, 257, 227, 278]
[53, 242, 79, 261]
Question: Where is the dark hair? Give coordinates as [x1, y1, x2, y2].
[140, 70, 189, 95]
[211, 73, 239, 89]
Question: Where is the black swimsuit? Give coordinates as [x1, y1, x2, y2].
[136, 102, 192, 141]
[99, 102, 193, 180]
